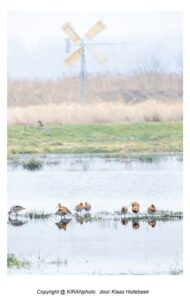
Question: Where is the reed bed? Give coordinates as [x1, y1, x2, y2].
[8, 100, 182, 125]
[8, 74, 182, 107]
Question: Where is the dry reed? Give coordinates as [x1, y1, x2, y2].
[8, 100, 182, 125]
[8, 73, 182, 107]
[7, 74, 183, 124]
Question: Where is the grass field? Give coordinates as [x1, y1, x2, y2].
[8, 121, 182, 155]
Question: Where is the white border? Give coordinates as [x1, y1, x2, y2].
[1, 1, 189, 299]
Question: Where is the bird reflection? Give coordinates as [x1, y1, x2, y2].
[121, 218, 128, 225]
[7, 215, 27, 226]
[132, 220, 140, 230]
[148, 219, 157, 228]
[75, 213, 92, 225]
[55, 218, 72, 231]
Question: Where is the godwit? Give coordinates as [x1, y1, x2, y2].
[147, 204, 156, 214]
[84, 202, 91, 213]
[55, 203, 72, 219]
[131, 202, 140, 215]
[121, 206, 128, 216]
[8, 205, 25, 217]
[74, 202, 84, 214]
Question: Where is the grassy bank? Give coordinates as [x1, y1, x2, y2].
[8, 121, 182, 155]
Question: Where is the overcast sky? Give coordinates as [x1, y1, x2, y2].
[7, 11, 183, 79]
[8, 11, 182, 43]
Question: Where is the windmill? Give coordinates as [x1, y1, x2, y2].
[62, 20, 107, 102]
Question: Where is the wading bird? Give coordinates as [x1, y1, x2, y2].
[147, 204, 156, 214]
[121, 206, 128, 216]
[84, 202, 91, 213]
[55, 203, 72, 219]
[131, 202, 140, 215]
[74, 202, 84, 214]
[8, 205, 25, 218]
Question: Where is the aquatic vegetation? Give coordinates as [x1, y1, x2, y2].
[22, 158, 43, 171]
[25, 210, 52, 220]
[49, 258, 68, 266]
[7, 254, 30, 268]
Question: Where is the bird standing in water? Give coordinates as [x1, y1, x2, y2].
[55, 203, 72, 219]
[74, 202, 84, 214]
[131, 202, 140, 216]
[84, 202, 91, 213]
[121, 206, 128, 216]
[8, 205, 25, 218]
[147, 204, 156, 214]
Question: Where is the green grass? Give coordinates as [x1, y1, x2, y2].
[8, 121, 182, 155]
[7, 254, 30, 268]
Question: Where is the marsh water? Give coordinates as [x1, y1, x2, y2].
[8, 154, 183, 275]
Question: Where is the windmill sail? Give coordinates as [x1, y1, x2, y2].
[64, 48, 84, 66]
[85, 20, 106, 40]
[88, 46, 107, 64]
[62, 22, 81, 43]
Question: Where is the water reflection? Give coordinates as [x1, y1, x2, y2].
[75, 213, 92, 224]
[148, 219, 157, 228]
[121, 218, 128, 225]
[7, 215, 27, 227]
[7, 213, 176, 230]
[55, 218, 72, 231]
[132, 220, 140, 230]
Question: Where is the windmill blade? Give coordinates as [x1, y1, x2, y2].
[62, 22, 81, 43]
[65, 48, 84, 67]
[85, 20, 106, 40]
[88, 46, 107, 64]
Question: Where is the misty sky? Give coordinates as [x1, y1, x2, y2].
[7, 11, 183, 79]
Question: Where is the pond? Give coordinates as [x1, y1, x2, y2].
[7, 154, 183, 275]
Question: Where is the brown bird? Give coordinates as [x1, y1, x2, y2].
[147, 204, 156, 214]
[74, 202, 84, 214]
[121, 206, 128, 215]
[56, 203, 72, 219]
[37, 120, 51, 134]
[131, 202, 140, 214]
[84, 202, 91, 213]
[38, 120, 44, 128]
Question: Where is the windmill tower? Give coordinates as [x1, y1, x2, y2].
[62, 20, 107, 102]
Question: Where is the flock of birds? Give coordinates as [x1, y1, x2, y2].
[8, 202, 156, 218]
[8, 202, 157, 230]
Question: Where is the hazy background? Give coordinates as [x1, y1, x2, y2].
[7, 11, 183, 124]
[8, 11, 183, 79]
